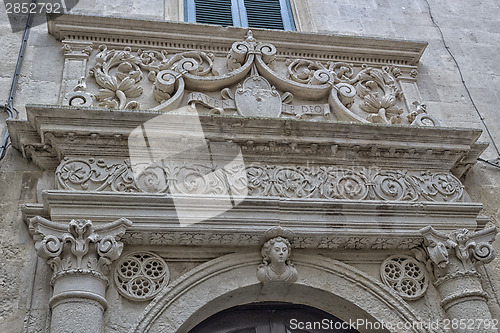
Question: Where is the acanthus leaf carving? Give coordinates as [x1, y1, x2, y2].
[420, 226, 497, 281]
[29, 216, 132, 281]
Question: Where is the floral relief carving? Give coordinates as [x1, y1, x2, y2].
[68, 31, 432, 126]
[90, 46, 143, 109]
[56, 158, 464, 203]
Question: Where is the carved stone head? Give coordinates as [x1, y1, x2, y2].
[261, 236, 292, 266]
[257, 234, 297, 283]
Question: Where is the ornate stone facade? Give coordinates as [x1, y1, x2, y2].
[1, 4, 499, 333]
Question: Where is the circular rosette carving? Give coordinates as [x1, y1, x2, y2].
[114, 252, 169, 301]
[372, 171, 415, 201]
[57, 160, 93, 190]
[135, 166, 168, 193]
[273, 168, 313, 198]
[323, 170, 368, 200]
[380, 255, 428, 301]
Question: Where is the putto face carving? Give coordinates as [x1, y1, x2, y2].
[269, 240, 289, 263]
[257, 236, 297, 283]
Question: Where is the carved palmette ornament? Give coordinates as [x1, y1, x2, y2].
[114, 252, 170, 301]
[380, 255, 428, 300]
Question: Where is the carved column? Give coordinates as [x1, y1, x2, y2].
[29, 216, 132, 333]
[420, 226, 497, 333]
[59, 41, 93, 104]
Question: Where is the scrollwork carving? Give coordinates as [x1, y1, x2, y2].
[79, 32, 435, 126]
[56, 158, 465, 203]
[29, 216, 132, 281]
[420, 226, 497, 280]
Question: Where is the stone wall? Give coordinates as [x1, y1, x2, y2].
[0, 0, 499, 331]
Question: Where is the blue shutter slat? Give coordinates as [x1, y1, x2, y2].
[193, 0, 234, 26]
[186, 0, 295, 31]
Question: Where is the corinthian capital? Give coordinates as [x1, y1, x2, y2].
[29, 216, 132, 281]
[420, 226, 497, 279]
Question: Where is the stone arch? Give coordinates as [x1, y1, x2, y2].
[131, 252, 433, 333]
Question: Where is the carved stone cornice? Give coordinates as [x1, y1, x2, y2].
[29, 216, 132, 284]
[8, 105, 486, 176]
[48, 13, 427, 66]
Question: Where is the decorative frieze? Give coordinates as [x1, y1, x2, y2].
[56, 157, 464, 203]
[114, 230, 423, 251]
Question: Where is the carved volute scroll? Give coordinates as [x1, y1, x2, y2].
[257, 227, 298, 283]
[65, 31, 435, 126]
[419, 226, 498, 331]
[29, 216, 132, 283]
[420, 225, 497, 281]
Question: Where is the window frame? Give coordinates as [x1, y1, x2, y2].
[185, 0, 296, 31]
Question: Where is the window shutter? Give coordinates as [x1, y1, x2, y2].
[193, 0, 234, 26]
[243, 0, 295, 30]
[185, 0, 295, 31]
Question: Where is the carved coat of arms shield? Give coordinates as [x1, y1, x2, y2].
[235, 75, 281, 118]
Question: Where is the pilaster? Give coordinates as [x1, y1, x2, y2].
[59, 41, 93, 105]
[29, 216, 132, 333]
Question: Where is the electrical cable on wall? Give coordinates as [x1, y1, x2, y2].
[0, 0, 38, 161]
[423, 0, 500, 169]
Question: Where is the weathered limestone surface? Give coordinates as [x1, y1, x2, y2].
[0, 0, 499, 332]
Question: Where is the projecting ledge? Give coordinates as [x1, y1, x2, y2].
[21, 190, 485, 250]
